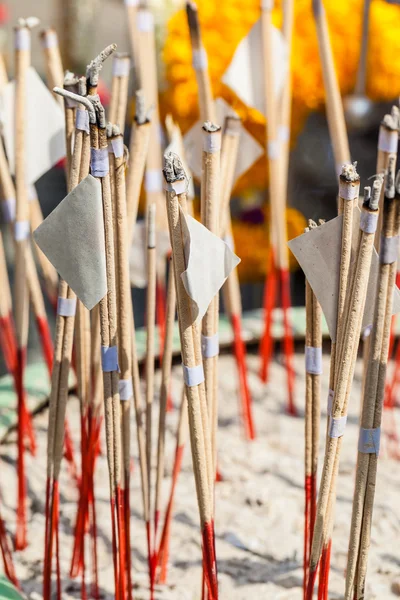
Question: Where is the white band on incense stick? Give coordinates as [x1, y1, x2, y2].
[339, 181, 359, 200]
[328, 415, 347, 438]
[164, 179, 187, 195]
[378, 127, 398, 154]
[203, 133, 221, 154]
[57, 297, 77, 317]
[380, 236, 399, 264]
[91, 148, 109, 177]
[182, 363, 205, 387]
[14, 220, 30, 241]
[2, 197, 16, 223]
[137, 10, 154, 32]
[268, 141, 279, 160]
[327, 388, 334, 415]
[119, 379, 133, 401]
[112, 58, 131, 77]
[305, 346, 323, 375]
[360, 211, 378, 234]
[224, 234, 234, 251]
[261, 0, 274, 9]
[145, 169, 163, 193]
[278, 125, 289, 143]
[362, 324, 372, 340]
[111, 137, 124, 158]
[15, 29, 30, 50]
[125, 0, 139, 5]
[358, 427, 380, 455]
[201, 334, 219, 358]
[42, 31, 58, 48]
[76, 110, 90, 134]
[192, 48, 208, 71]
[28, 185, 36, 203]
[101, 345, 119, 372]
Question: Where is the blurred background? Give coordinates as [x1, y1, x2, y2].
[1, 0, 399, 363]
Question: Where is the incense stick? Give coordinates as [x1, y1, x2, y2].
[163, 152, 218, 599]
[40, 28, 64, 107]
[109, 53, 131, 132]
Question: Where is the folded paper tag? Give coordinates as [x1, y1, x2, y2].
[288, 206, 400, 341]
[1, 67, 66, 184]
[183, 97, 263, 184]
[33, 174, 107, 310]
[129, 220, 171, 288]
[222, 20, 287, 116]
[179, 208, 240, 322]
[358, 427, 380, 455]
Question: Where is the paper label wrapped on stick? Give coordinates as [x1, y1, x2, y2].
[179, 208, 240, 321]
[183, 97, 263, 184]
[0, 67, 66, 184]
[288, 207, 400, 341]
[33, 175, 107, 310]
[129, 220, 171, 288]
[222, 20, 287, 116]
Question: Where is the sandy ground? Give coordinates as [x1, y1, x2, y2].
[1, 352, 400, 599]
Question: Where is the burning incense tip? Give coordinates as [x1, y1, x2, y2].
[382, 108, 400, 131]
[202, 121, 220, 133]
[340, 161, 359, 182]
[369, 175, 384, 210]
[163, 152, 186, 183]
[186, 1, 201, 45]
[385, 156, 396, 199]
[17, 16, 40, 29]
[308, 219, 317, 229]
[86, 44, 117, 87]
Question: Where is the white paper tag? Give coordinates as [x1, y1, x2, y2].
[119, 378, 133, 400]
[360, 211, 378, 234]
[288, 206, 400, 341]
[145, 169, 163, 193]
[90, 148, 109, 177]
[101, 345, 119, 372]
[201, 333, 219, 358]
[378, 127, 398, 154]
[137, 10, 154, 32]
[380, 235, 399, 264]
[15, 220, 30, 241]
[125, 0, 139, 5]
[305, 346, 323, 375]
[179, 209, 240, 322]
[339, 180, 360, 200]
[222, 20, 287, 116]
[328, 415, 347, 438]
[33, 175, 107, 310]
[182, 363, 205, 386]
[192, 48, 208, 70]
[164, 178, 188, 196]
[203, 131, 221, 154]
[184, 97, 263, 184]
[57, 296, 77, 317]
[15, 29, 30, 51]
[75, 109, 90, 134]
[111, 137, 124, 158]
[112, 58, 131, 77]
[41, 31, 58, 49]
[1, 67, 66, 184]
[2, 197, 16, 223]
[358, 427, 380, 455]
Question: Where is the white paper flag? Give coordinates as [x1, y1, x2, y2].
[1, 67, 66, 184]
[184, 97, 263, 183]
[33, 175, 107, 310]
[288, 207, 400, 341]
[129, 220, 171, 288]
[222, 20, 288, 116]
[179, 208, 240, 321]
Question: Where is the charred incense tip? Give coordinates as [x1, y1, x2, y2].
[112, 124, 121, 137]
[64, 70, 79, 94]
[186, 2, 201, 44]
[135, 90, 148, 125]
[395, 170, 400, 195]
[340, 162, 359, 183]
[368, 175, 384, 210]
[91, 97, 106, 128]
[54, 87, 96, 123]
[106, 122, 113, 138]
[312, 0, 322, 18]
[40, 27, 56, 40]
[308, 219, 318, 229]
[363, 186, 371, 205]
[16, 16, 40, 29]
[382, 107, 400, 131]
[202, 121, 220, 133]
[224, 115, 241, 135]
[86, 43, 117, 87]
[163, 152, 186, 183]
[78, 76, 86, 97]
[318, 219, 326, 225]
[385, 156, 396, 199]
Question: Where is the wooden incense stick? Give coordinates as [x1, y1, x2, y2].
[186, 2, 216, 123]
[345, 163, 399, 599]
[163, 152, 217, 599]
[109, 53, 131, 132]
[306, 173, 382, 598]
[201, 122, 221, 476]
[124, 0, 140, 87]
[219, 115, 255, 440]
[40, 28, 64, 107]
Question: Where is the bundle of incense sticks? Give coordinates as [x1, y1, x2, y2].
[345, 162, 400, 600]
[306, 167, 383, 599]
[303, 221, 322, 599]
[258, 0, 296, 416]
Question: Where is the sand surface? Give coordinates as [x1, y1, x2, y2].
[1, 352, 400, 599]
